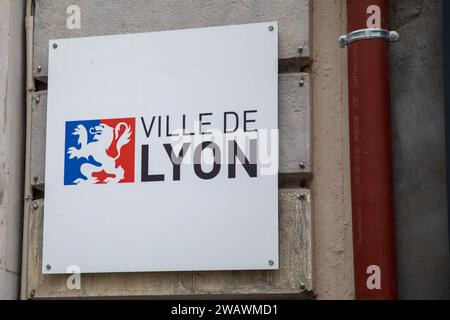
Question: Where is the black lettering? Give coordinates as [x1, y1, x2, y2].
[244, 110, 258, 132]
[228, 140, 257, 178]
[224, 112, 239, 133]
[194, 142, 221, 180]
[182, 114, 195, 136]
[141, 145, 165, 182]
[166, 115, 179, 137]
[141, 116, 156, 138]
[163, 143, 191, 181]
[199, 113, 213, 135]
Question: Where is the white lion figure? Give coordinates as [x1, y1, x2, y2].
[67, 122, 131, 184]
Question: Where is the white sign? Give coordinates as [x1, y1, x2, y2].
[43, 22, 279, 274]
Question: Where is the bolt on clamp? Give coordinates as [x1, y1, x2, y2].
[339, 28, 399, 48]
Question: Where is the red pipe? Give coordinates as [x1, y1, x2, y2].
[346, 0, 398, 299]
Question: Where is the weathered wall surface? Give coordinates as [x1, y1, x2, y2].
[32, 0, 311, 80]
[390, 0, 450, 299]
[2, 0, 449, 301]
[311, 0, 354, 300]
[23, 0, 319, 299]
[27, 190, 313, 299]
[22, 0, 358, 300]
[0, 0, 25, 300]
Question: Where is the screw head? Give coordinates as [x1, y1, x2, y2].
[268, 25, 274, 32]
[29, 289, 36, 298]
[300, 283, 306, 290]
[268, 260, 275, 266]
[299, 162, 306, 169]
[35, 96, 40, 104]
[297, 193, 306, 200]
[37, 66, 42, 73]
[32, 203, 39, 210]
[298, 47, 304, 54]
[389, 31, 399, 42]
[299, 80, 305, 87]
[46, 264, 52, 271]
[52, 43, 58, 49]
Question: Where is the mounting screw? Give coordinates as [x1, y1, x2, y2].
[29, 289, 36, 298]
[297, 193, 306, 200]
[53, 43, 58, 49]
[35, 96, 40, 104]
[268, 25, 274, 32]
[300, 283, 306, 290]
[389, 31, 400, 42]
[37, 66, 42, 73]
[46, 264, 52, 271]
[299, 80, 305, 87]
[299, 162, 306, 169]
[32, 203, 39, 210]
[268, 260, 274, 266]
[33, 176, 38, 183]
[298, 47, 304, 54]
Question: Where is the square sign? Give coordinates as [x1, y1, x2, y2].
[43, 22, 279, 274]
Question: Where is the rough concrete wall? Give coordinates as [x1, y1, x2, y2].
[390, 0, 450, 299]
[311, 0, 354, 299]
[0, 0, 25, 300]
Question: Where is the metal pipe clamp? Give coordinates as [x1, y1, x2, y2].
[339, 28, 399, 48]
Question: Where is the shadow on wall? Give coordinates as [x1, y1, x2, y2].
[390, 0, 450, 300]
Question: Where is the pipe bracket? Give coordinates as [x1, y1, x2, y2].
[338, 28, 399, 48]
